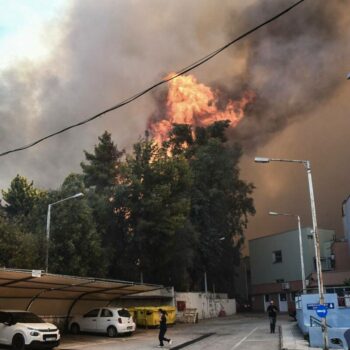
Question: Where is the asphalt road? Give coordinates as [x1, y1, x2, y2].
[56, 313, 290, 350]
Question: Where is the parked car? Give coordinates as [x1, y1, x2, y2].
[236, 300, 252, 313]
[69, 307, 136, 337]
[0, 310, 60, 350]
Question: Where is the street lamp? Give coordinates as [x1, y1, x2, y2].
[255, 157, 328, 349]
[45, 192, 84, 273]
[268, 211, 306, 294]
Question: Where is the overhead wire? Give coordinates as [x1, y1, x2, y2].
[0, 0, 305, 158]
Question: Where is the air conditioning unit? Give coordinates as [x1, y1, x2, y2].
[281, 282, 290, 290]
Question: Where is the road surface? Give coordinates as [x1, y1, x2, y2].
[56, 313, 289, 350]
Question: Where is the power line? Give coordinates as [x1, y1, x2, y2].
[0, 0, 305, 158]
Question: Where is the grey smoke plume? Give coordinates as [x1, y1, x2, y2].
[230, 0, 350, 149]
[0, 0, 349, 240]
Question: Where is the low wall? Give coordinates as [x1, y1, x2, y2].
[175, 292, 236, 320]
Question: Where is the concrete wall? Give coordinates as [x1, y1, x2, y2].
[332, 241, 350, 271]
[249, 228, 335, 286]
[175, 292, 236, 320]
[296, 293, 339, 335]
[342, 196, 350, 247]
[296, 293, 350, 348]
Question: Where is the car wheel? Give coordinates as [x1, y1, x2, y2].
[12, 334, 25, 350]
[107, 326, 117, 337]
[70, 323, 80, 334]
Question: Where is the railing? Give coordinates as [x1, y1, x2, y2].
[313, 257, 334, 271]
[293, 286, 350, 309]
[310, 315, 332, 329]
[306, 286, 350, 308]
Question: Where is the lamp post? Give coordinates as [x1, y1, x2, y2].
[255, 157, 328, 350]
[45, 192, 84, 273]
[269, 211, 306, 294]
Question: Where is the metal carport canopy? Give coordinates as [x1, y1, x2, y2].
[0, 268, 163, 317]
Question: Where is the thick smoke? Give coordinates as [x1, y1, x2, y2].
[229, 0, 350, 149]
[0, 0, 349, 240]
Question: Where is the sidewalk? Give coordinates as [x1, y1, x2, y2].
[281, 323, 319, 350]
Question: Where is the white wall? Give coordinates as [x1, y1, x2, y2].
[175, 292, 236, 320]
[343, 197, 350, 249]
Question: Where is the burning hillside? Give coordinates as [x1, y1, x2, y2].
[148, 74, 254, 144]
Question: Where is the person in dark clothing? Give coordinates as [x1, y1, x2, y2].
[158, 309, 172, 348]
[267, 300, 279, 333]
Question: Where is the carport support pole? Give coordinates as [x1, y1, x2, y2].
[204, 271, 209, 318]
[45, 204, 52, 273]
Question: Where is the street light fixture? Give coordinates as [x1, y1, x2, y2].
[255, 157, 328, 349]
[268, 211, 306, 294]
[45, 192, 84, 273]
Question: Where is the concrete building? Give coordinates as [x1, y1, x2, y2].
[249, 227, 335, 312]
[307, 239, 350, 294]
[342, 195, 350, 251]
[305, 196, 350, 292]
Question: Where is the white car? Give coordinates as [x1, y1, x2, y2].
[69, 307, 135, 337]
[0, 310, 60, 350]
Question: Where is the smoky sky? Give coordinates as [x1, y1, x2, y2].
[0, 0, 349, 243]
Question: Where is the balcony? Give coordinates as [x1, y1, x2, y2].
[313, 257, 335, 271]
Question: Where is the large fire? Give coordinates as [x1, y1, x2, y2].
[149, 74, 254, 145]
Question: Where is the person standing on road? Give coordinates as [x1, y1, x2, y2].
[158, 309, 172, 348]
[267, 300, 279, 333]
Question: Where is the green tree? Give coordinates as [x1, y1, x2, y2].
[0, 214, 41, 269]
[165, 121, 255, 295]
[80, 132, 125, 269]
[2, 175, 43, 217]
[113, 138, 194, 287]
[48, 174, 106, 277]
[81, 131, 124, 190]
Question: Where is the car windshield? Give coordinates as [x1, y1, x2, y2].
[118, 309, 131, 318]
[11, 312, 45, 323]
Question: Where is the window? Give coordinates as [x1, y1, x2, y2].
[272, 250, 282, 263]
[118, 309, 131, 318]
[12, 312, 44, 323]
[280, 293, 287, 301]
[101, 309, 113, 317]
[265, 294, 270, 302]
[0, 312, 7, 323]
[84, 309, 99, 318]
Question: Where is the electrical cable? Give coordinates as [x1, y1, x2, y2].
[0, 0, 305, 157]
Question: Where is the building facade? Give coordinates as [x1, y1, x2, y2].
[342, 196, 350, 252]
[249, 227, 335, 312]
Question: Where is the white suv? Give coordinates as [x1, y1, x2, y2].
[69, 307, 135, 337]
[0, 310, 60, 350]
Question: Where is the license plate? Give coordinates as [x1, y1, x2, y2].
[127, 326, 133, 330]
[45, 337, 56, 341]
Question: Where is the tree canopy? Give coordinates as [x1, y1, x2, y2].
[0, 123, 255, 297]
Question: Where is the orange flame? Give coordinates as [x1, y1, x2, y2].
[149, 74, 254, 144]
